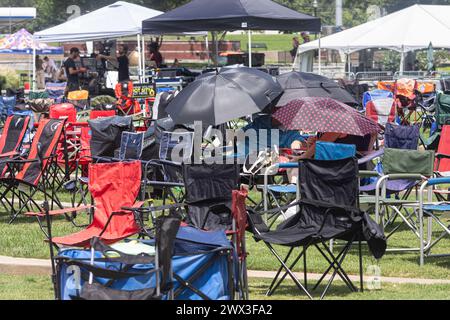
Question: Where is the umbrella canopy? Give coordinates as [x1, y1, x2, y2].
[0, 28, 62, 54]
[142, 0, 320, 33]
[272, 97, 380, 136]
[276, 71, 358, 107]
[166, 67, 283, 125]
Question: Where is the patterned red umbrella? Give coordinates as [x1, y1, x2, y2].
[273, 97, 380, 136]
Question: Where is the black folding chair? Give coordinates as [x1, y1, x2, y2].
[247, 158, 386, 299]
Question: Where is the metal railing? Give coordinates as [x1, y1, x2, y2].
[355, 71, 394, 81]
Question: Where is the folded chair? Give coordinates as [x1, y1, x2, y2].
[54, 215, 180, 300]
[0, 115, 30, 175]
[174, 163, 246, 300]
[421, 92, 450, 150]
[29, 160, 143, 247]
[0, 118, 65, 223]
[248, 158, 386, 299]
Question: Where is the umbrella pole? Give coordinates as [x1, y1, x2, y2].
[318, 32, 322, 75]
[248, 30, 252, 68]
[32, 46, 36, 91]
[141, 35, 146, 83]
[137, 34, 142, 83]
[399, 46, 405, 76]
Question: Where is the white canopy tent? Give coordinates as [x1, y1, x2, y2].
[296, 4, 450, 73]
[0, 7, 36, 31]
[33, 1, 164, 89]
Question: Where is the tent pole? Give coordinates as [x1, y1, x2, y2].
[399, 46, 405, 75]
[205, 34, 210, 66]
[248, 29, 252, 68]
[346, 52, 351, 77]
[137, 34, 142, 83]
[141, 35, 146, 83]
[318, 32, 322, 75]
[32, 46, 36, 91]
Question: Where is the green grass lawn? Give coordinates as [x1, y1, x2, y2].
[2, 274, 450, 300]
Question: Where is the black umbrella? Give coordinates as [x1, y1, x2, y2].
[275, 71, 358, 107]
[166, 67, 283, 126]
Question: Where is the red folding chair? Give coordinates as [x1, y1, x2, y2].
[0, 118, 65, 223]
[0, 115, 30, 176]
[29, 161, 143, 247]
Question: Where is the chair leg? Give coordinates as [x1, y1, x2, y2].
[265, 243, 312, 300]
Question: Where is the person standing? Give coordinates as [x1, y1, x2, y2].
[35, 55, 45, 89]
[290, 37, 300, 62]
[148, 42, 164, 68]
[43, 56, 58, 82]
[97, 44, 130, 82]
[64, 47, 86, 95]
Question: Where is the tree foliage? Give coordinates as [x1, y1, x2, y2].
[1, 0, 450, 33]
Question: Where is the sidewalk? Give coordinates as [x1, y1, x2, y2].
[2, 255, 450, 285]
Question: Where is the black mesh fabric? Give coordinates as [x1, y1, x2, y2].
[88, 116, 133, 158]
[255, 158, 386, 259]
[183, 164, 240, 230]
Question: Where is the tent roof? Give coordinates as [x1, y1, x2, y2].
[34, 1, 163, 42]
[0, 28, 62, 54]
[298, 4, 450, 54]
[142, 0, 320, 33]
[0, 7, 36, 29]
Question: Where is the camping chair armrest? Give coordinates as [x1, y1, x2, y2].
[0, 151, 19, 158]
[142, 180, 185, 188]
[358, 149, 384, 165]
[424, 177, 450, 187]
[384, 173, 425, 180]
[358, 170, 380, 178]
[25, 205, 94, 217]
[436, 153, 450, 159]
[122, 203, 186, 213]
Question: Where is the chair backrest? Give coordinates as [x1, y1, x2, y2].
[45, 82, 66, 99]
[377, 81, 395, 92]
[88, 116, 134, 158]
[183, 163, 240, 204]
[88, 161, 141, 238]
[362, 89, 393, 109]
[395, 78, 417, 99]
[155, 215, 181, 293]
[49, 103, 77, 123]
[119, 132, 144, 160]
[89, 110, 116, 120]
[159, 131, 194, 164]
[436, 125, 450, 172]
[365, 98, 396, 125]
[0, 96, 16, 117]
[0, 115, 30, 155]
[315, 142, 356, 161]
[383, 148, 435, 176]
[435, 92, 450, 126]
[16, 119, 65, 186]
[67, 90, 89, 100]
[299, 158, 359, 208]
[79, 126, 91, 159]
[384, 124, 419, 150]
